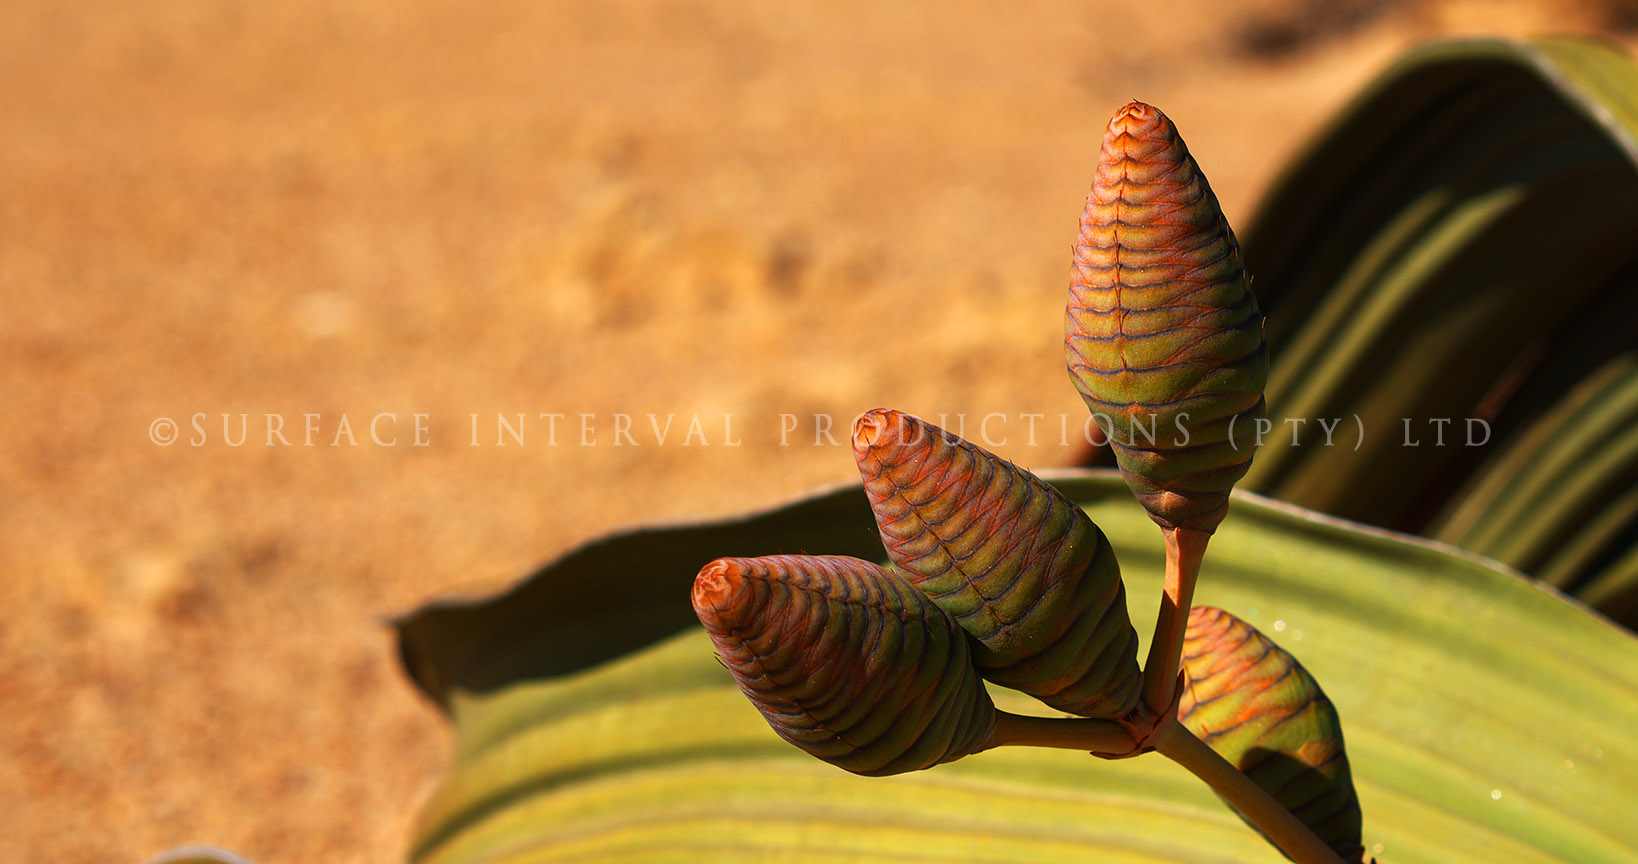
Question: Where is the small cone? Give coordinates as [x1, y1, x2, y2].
[1180, 606, 1365, 862]
[693, 554, 996, 776]
[853, 408, 1141, 719]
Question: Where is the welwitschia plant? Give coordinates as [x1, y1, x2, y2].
[692, 102, 1364, 864]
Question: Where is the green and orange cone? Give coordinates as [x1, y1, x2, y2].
[1181, 606, 1366, 862]
[692, 554, 997, 776]
[1065, 101, 1268, 536]
[852, 408, 1142, 720]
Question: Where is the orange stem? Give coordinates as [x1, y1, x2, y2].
[1140, 526, 1210, 714]
[981, 710, 1137, 754]
[1154, 720, 1349, 864]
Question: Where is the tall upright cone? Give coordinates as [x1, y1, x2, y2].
[1065, 101, 1267, 535]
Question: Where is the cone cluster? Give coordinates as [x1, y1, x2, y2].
[688, 106, 1345, 864]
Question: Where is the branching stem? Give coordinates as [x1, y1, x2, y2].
[981, 710, 1348, 864]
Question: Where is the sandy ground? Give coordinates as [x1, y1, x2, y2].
[4, 2, 1635, 862]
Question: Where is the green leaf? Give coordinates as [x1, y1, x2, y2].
[1225, 37, 1638, 625]
[395, 471, 1638, 864]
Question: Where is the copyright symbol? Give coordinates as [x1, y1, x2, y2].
[149, 417, 179, 446]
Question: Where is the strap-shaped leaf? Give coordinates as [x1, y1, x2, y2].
[1222, 38, 1638, 625]
[1433, 356, 1638, 607]
[853, 408, 1140, 718]
[692, 554, 996, 776]
[1066, 101, 1268, 534]
[1180, 605, 1364, 862]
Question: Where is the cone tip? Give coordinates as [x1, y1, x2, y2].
[692, 558, 744, 621]
[853, 408, 896, 449]
[1105, 100, 1170, 138]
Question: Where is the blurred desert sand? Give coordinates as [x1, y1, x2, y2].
[3, 1, 1635, 862]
